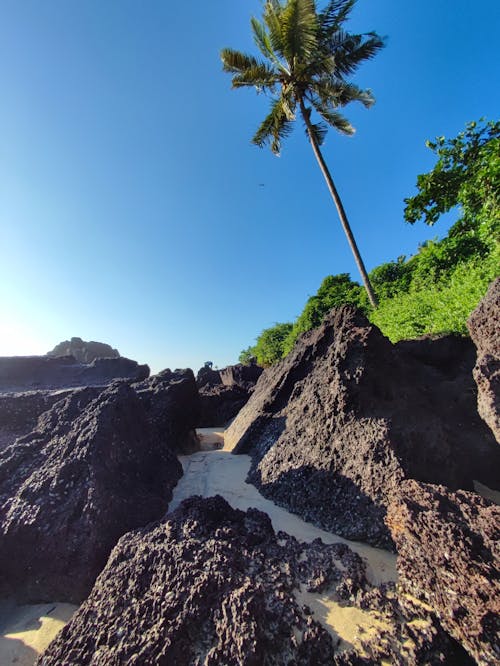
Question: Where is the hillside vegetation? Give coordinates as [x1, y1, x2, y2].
[240, 119, 499, 366]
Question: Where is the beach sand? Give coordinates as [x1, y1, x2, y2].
[0, 601, 77, 666]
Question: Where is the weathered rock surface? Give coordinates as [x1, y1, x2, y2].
[47, 336, 120, 363]
[196, 363, 263, 427]
[195, 365, 222, 388]
[38, 495, 473, 665]
[0, 389, 73, 451]
[0, 381, 186, 603]
[0, 355, 149, 392]
[133, 369, 201, 453]
[226, 306, 500, 547]
[387, 480, 500, 665]
[198, 384, 250, 427]
[467, 277, 500, 443]
[219, 362, 263, 390]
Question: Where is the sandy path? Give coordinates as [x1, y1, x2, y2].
[171, 431, 397, 587]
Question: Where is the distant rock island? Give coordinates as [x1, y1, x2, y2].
[47, 337, 120, 363]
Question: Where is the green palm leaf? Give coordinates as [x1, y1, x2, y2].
[252, 97, 294, 155]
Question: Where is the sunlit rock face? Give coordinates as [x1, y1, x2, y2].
[468, 277, 500, 443]
[47, 336, 120, 363]
[0, 370, 200, 603]
[387, 480, 500, 665]
[226, 305, 500, 548]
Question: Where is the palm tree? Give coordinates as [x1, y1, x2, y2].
[221, 0, 384, 308]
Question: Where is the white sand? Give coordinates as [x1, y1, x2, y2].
[0, 601, 77, 666]
[171, 429, 397, 587]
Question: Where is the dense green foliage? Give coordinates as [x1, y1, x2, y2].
[221, 0, 384, 307]
[241, 120, 499, 365]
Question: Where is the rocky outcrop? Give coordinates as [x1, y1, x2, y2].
[47, 337, 120, 363]
[387, 481, 500, 665]
[468, 277, 500, 443]
[196, 365, 222, 388]
[134, 369, 201, 453]
[0, 389, 73, 451]
[226, 306, 500, 547]
[196, 363, 263, 427]
[198, 384, 250, 427]
[38, 495, 474, 665]
[38, 495, 365, 665]
[0, 355, 149, 392]
[220, 362, 263, 390]
[0, 379, 189, 603]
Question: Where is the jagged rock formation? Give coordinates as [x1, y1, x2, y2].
[38, 496, 474, 665]
[0, 355, 149, 392]
[0, 389, 73, 451]
[198, 384, 250, 427]
[226, 306, 500, 547]
[196, 365, 222, 388]
[387, 480, 500, 665]
[0, 371, 199, 603]
[134, 369, 201, 453]
[47, 337, 120, 363]
[468, 277, 500, 443]
[219, 362, 263, 390]
[196, 363, 263, 427]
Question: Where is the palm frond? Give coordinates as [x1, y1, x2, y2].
[319, 0, 355, 34]
[231, 63, 280, 92]
[313, 78, 374, 108]
[331, 32, 385, 78]
[281, 0, 318, 64]
[252, 97, 294, 155]
[221, 48, 260, 74]
[264, 1, 287, 59]
[308, 96, 355, 135]
[307, 120, 329, 146]
[251, 16, 290, 74]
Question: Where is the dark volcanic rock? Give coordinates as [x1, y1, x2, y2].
[226, 306, 500, 547]
[0, 355, 149, 392]
[38, 495, 367, 665]
[0, 382, 183, 603]
[219, 362, 264, 390]
[386, 480, 500, 665]
[195, 365, 222, 388]
[134, 369, 200, 453]
[0, 389, 74, 451]
[47, 336, 120, 363]
[467, 277, 500, 443]
[198, 384, 250, 427]
[196, 363, 263, 427]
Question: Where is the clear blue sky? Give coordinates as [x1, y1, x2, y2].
[1, 1, 499, 372]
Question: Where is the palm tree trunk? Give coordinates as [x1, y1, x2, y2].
[299, 99, 378, 308]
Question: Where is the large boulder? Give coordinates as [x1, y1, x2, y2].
[467, 277, 500, 443]
[0, 355, 149, 392]
[47, 337, 120, 363]
[38, 495, 366, 665]
[197, 384, 250, 427]
[133, 369, 201, 453]
[195, 365, 222, 388]
[196, 363, 263, 427]
[219, 362, 264, 390]
[386, 481, 500, 665]
[0, 380, 187, 603]
[226, 306, 500, 547]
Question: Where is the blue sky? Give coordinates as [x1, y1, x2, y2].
[0, 0, 499, 372]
